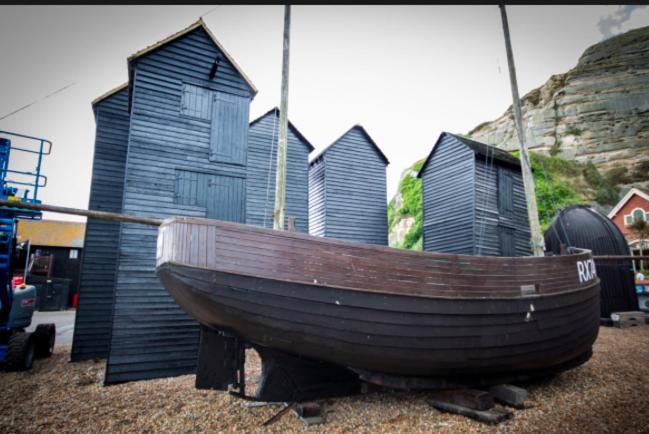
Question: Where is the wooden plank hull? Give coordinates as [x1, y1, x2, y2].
[155, 217, 601, 378]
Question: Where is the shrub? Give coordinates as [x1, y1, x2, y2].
[565, 127, 582, 136]
[604, 166, 632, 185]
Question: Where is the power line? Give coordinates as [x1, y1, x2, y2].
[0, 82, 76, 121]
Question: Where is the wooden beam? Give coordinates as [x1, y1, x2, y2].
[0, 199, 162, 226]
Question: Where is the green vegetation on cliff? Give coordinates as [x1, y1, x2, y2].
[389, 152, 624, 250]
[388, 160, 424, 250]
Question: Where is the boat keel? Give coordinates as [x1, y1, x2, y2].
[194, 325, 361, 402]
[254, 345, 361, 402]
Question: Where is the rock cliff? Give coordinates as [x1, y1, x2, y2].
[468, 25, 649, 173]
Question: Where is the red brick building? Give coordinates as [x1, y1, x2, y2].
[608, 187, 649, 269]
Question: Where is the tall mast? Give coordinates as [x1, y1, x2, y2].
[273, 5, 291, 230]
[499, 5, 545, 256]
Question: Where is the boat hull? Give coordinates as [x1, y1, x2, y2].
[157, 220, 599, 377]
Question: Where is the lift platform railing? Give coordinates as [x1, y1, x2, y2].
[0, 131, 51, 219]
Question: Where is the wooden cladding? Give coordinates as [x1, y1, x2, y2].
[210, 92, 249, 164]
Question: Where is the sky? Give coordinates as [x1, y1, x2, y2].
[1, 5, 648, 222]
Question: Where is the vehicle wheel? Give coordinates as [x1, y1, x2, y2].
[33, 324, 56, 358]
[5, 332, 35, 371]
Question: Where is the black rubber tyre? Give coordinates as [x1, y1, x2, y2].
[33, 324, 56, 358]
[5, 332, 35, 371]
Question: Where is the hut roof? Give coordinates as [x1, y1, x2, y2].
[127, 18, 256, 94]
[93, 20, 258, 113]
[309, 125, 389, 166]
[91, 82, 128, 110]
[417, 132, 520, 178]
[249, 107, 315, 152]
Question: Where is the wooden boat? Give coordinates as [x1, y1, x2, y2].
[155, 216, 600, 391]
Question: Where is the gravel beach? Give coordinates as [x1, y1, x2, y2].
[2, 325, 648, 433]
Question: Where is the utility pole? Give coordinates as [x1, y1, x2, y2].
[273, 4, 291, 231]
[499, 5, 545, 256]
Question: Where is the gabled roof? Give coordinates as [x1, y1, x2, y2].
[607, 187, 649, 218]
[91, 82, 128, 110]
[126, 18, 257, 109]
[417, 132, 520, 178]
[309, 124, 389, 166]
[249, 107, 315, 152]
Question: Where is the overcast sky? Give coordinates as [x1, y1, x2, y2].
[1, 5, 648, 222]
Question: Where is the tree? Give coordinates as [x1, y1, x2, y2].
[628, 218, 649, 271]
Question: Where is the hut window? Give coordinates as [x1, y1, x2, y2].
[625, 215, 633, 225]
[180, 84, 212, 120]
[69, 249, 78, 259]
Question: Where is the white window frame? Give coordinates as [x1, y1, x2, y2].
[625, 207, 648, 226]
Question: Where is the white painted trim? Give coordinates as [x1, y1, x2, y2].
[624, 207, 648, 225]
[607, 188, 649, 218]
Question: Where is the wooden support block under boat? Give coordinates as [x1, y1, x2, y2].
[155, 216, 601, 381]
[428, 399, 513, 425]
[429, 389, 494, 411]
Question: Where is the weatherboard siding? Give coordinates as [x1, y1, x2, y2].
[473, 160, 531, 256]
[308, 158, 326, 237]
[421, 134, 476, 254]
[104, 26, 252, 385]
[246, 113, 310, 232]
[71, 88, 129, 362]
[421, 133, 531, 257]
[309, 128, 388, 245]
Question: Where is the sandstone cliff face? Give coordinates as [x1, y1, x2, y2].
[469, 26, 649, 172]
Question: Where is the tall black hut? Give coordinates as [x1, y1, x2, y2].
[308, 125, 389, 245]
[100, 19, 257, 384]
[417, 132, 531, 256]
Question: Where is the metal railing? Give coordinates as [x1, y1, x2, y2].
[0, 130, 52, 202]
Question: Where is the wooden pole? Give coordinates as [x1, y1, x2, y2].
[0, 199, 162, 226]
[273, 4, 291, 231]
[499, 5, 545, 257]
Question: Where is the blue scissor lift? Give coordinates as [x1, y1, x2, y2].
[0, 130, 56, 370]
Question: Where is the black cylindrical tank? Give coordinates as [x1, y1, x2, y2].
[544, 204, 637, 318]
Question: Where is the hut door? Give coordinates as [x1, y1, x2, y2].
[497, 168, 514, 217]
[498, 226, 516, 256]
[209, 92, 249, 165]
[205, 174, 246, 223]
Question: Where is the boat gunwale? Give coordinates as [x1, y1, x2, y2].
[160, 216, 594, 264]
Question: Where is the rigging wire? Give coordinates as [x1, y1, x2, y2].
[262, 111, 279, 228]
[475, 138, 496, 256]
[0, 82, 76, 121]
[200, 5, 222, 20]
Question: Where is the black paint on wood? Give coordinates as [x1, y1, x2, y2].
[308, 125, 389, 245]
[418, 132, 531, 256]
[103, 24, 254, 384]
[72, 86, 129, 362]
